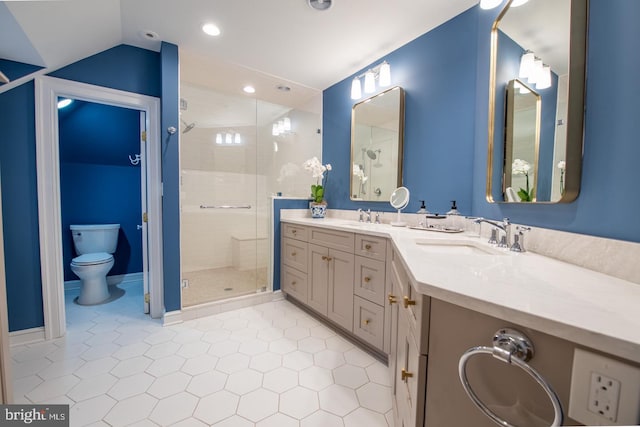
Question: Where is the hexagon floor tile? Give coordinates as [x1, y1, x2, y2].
[10, 282, 394, 426]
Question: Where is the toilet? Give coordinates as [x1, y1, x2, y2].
[70, 224, 120, 305]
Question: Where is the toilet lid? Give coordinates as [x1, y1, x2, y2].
[72, 252, 113, 266]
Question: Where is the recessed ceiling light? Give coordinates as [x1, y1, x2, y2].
[243, 86, 256, 94]
[139, 30, 160, 41]
[202, 23, 221, 36]
[57, 98, 73, 109]
[308, 0, 332, 11]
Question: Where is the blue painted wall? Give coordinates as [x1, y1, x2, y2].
[0, 59, 42, 84]
[323, 1, 640, 244]
[59, 101, 143, 281]
[272, 199, 312, 291]
[323, 8, 479, 217]
[0, 45, 168, 331]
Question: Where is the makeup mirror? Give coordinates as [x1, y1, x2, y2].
[390, 186, 409, 227]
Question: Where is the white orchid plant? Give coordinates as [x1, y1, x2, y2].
[512, 158, 533, 202]
[303, 157, 331, 203]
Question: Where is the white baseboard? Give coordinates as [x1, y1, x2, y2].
[163, 310, 183, 326]
[65, 272, 144, 291]
[10, 327, 45, 347]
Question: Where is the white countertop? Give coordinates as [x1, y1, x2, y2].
[281, 216, 640, 364]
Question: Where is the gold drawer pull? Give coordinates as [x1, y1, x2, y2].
[388, 294, 397, 305]
[403, 296, 416, 308]
[321, 256, 333, 262]
[363, 319, 370, 325]
[291, 281, 297, 286]
[401, 368, 413, 382]
[364, 276, 371, 283]
[292, 229, 297, 234]
[365, 244, 372, 250]
[291, 251, 297, 256]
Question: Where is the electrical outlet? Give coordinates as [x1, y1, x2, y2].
[587, 372, 621, 422]
[569, 348, 640, 426]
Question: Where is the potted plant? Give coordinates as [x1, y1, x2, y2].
[303, 156, 331, 218]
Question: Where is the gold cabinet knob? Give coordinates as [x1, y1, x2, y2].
[365, 244, 372, 250]
[291, 251, 297, 256]
[291, 281, 297, 286]
[388, 294, 397, 305]
[401, 368, 413, 382]
[363, 319, 370, 325]
[364, 276, 371, 283]
[403, 296, 416, 308]
[292, 229, 297, 234]
[321, 255, 332, 261]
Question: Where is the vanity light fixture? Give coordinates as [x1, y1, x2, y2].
[350, 61, 392, 100]
[272, 117, 292, 136]
[519, 51, 551, 90]
[215, 131, 242, 145]
[216, 133, 222, 145]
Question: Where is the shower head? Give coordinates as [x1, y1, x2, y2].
[366, 149, 377, 160]
[180, 118, 196, 134]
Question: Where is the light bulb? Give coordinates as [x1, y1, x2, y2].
[234, 133, 241, 144]
[363, 71, 375, 93]
[479, 0, 502, 10]
[519, 51, 535, 79]
[283, 117, 291, 132]
[529, 58, 543, 84]
[225, 133, 232, 144]
[536, 65, 552, 89]
[216, 133, 222, 144]
[351, 77, 362, 99]
[57, 98, 73, 109]
[379, 62, 391, 87]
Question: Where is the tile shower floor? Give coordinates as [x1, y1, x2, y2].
[10, 282, 394, 426]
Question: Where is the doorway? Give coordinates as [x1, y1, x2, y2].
[34, 76, 163, 340]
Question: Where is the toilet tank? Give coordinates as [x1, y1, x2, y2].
[70, 224, 120, 255]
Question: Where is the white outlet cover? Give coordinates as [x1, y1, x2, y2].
[569, 348, 640, 425]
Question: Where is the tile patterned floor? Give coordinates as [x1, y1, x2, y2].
[11, 282, 394, 426]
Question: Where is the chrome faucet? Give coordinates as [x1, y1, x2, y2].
[474, 217, 511, 247]
[357, 208, 364, 222]
[365, 208, 372, 223]
[510, 226, 531, 252]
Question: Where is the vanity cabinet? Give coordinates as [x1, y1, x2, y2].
[388, 245, 430, 427]
[281, 222, 390, 354]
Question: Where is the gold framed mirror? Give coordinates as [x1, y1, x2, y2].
[350, 86, 405, 201]
[486, 0, 588, 203]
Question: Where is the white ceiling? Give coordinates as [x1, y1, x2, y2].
[0, 0, 478, 97]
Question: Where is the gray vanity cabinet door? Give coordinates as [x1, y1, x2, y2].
[307, 243, 329, 316]
[326, 248, 354, 332]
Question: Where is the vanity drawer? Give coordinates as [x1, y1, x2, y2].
[282, 265, 308, 303]
[354, 256, 386, 306]
[282, 237, 308, 272]
[353, 296, 385, 350]
[282, 223, 308, 241]
[309, 227, 354, 252]
[355, 234, 387, 261]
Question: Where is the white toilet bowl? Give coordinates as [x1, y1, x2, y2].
[70, 223, 120, 305]
[70, 252, 114, 305]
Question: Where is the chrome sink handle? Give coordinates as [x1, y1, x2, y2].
[511, 226, 532, 252]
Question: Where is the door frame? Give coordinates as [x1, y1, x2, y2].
[34, 76, 164, 339]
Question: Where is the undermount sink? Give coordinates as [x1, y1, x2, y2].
[415, 239, 505, 255]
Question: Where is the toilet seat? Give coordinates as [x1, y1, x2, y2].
[71, 252, 113, 266]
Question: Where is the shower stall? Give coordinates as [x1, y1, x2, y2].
[179, 81, 321, 307]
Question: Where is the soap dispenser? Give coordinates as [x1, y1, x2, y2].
[446, 200, 461, 230]
[416, 200, 428, 214]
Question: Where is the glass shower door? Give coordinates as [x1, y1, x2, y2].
[179, 83, 262, 307]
